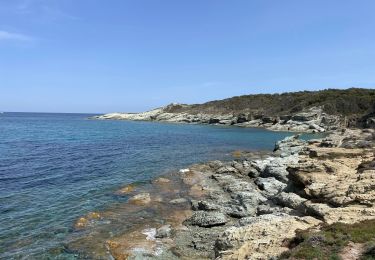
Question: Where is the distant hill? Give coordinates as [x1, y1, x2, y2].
[97, 88, 375, 130]
[165, 88, 375, 117]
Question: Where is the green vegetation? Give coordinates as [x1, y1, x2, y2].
[280, 219, 375, 260]
[166, 88, 375, 119]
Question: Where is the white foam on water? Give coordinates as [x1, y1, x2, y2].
[179, 168, 190, 173]
[142, 228, 156, 241]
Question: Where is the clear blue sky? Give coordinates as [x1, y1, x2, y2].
[1, 0, 375, 113]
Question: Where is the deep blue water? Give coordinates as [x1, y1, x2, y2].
[0, 112, 299, 259]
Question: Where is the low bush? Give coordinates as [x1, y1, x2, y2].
[280, 219, 375, 260]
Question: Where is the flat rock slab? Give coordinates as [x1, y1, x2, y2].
[185, 211, 228, 227]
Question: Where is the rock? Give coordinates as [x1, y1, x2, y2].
[209, 118, 220, 124]
[169, 198, 188, 204]
[231, 161, 244, 172]
[75, 217, 89, 228]
[215, 214, 321, 259]
[366, 117, 375, 128]
[185, 211, 228, 227]
[292, 107, 321, 122]
[256, 204, 286, 215]
[236, 114, 248, 124]
[208, 160, 224, 170]
[227, 205, 257, 218]
[74, 212, 102, 229]
[262, 163, 290, 183]
[224, 191, 267, 218]
[275, 192, 307, 210]
[231, 160, 254, 175]
[154, 177, 170, 183]
[191, 200, 221, 211]
[289, 138, 374, 207]
[216, 166, 238, 174]
[219, 119, 233, 125]
[117, 184, 135, 194]
[304, 201, 332, 219]
[179, 168, 190, 173]
[309, 123, 325, 132]
[155, 225, 172, 238]
[280, 115, 292, 121]
[128, 193, 151, 205]
[274, 135, 305, 155]
[247, 167, 260, 178]
[255, 177, 287, 197]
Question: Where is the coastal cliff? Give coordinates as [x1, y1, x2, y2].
[93, 88, 375, 133]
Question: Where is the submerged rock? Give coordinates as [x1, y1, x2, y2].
[154, 177, 171, 183]
[169, 198, 188, 204]
[117, 184, 135, 194]
[128, 193, 151, 205]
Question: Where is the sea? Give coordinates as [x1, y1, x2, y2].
[0, 112, 318, 259]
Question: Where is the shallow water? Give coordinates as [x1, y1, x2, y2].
[0, 112, 315, 258]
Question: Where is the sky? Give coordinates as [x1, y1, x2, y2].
[1, 0, 375, 113]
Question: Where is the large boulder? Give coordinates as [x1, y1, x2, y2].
[255, 177, 287, 197]
[262, 163, 290, 183]
[185, 211, 228, 227]
[275, 192, 307, 210]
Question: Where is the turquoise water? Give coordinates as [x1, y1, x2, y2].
[0, 112, 299, 259]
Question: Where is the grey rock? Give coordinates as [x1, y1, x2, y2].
[216, 166, 238, 174]
[238, 216, 257, 226]
[231, 161, 244, 172]
[255, 177, 287, 196]
[219, 119, 233, 125]
[247, 167, 260, 178]
[262, 164, 289, 183]
[232, 160, 255, 176]
[309, 123, 325, 132]
[225, 180, 254, 193]
[275, 192, 307, 210]
[256, 204, 274, 215]
[155, 225, 172, 238]
[235, 191, 268, 204]
[227, 205, 257, 218]
[304, 201, 332, 219]
[191, 200, 221, 211]
[185, 211, 228, 227]
[208, 160, 224, 170]
[251, 159, 270, 173]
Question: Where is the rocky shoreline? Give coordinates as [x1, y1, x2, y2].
[92, 104, 343, 133]
[72, 127, 375, 259]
